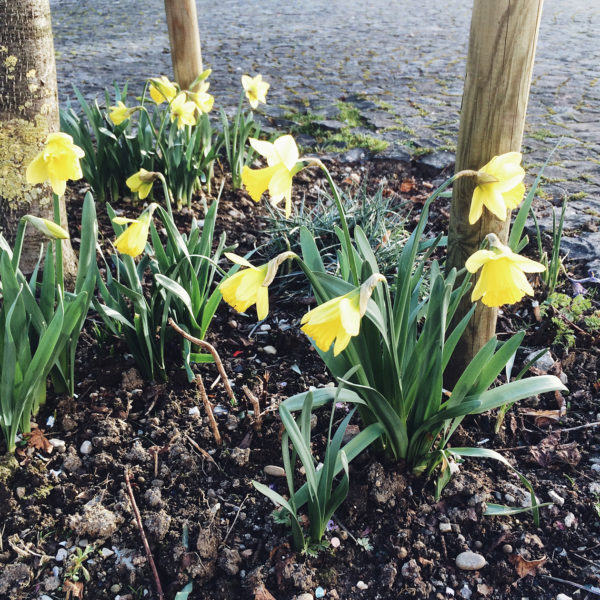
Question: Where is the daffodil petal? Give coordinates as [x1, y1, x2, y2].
[273, 135, 299, 171]
[242, 164, 279, 202]
[465, 249, 496, 273]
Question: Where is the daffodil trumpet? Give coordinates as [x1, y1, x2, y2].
[112, 203, 158, 258]
[466, 233, 545, 307]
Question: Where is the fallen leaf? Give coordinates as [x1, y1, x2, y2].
[521, 409, 564, 427]
[24, 428, 53, 453]
[253, 584, 277, 600]
[477, 583, 493, 596]
[508, 554, 547, 579]
[400, 178, 415, 193]
[64, 580, 84, 600]
[529, 432, 581, 468]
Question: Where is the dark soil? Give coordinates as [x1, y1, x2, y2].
[1, 159, 600, 600]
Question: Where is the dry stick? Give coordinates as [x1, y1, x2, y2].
[221, 494, 250, 547]
[497, 421, 600, 452]
[168, 318, 236, 403]
[124, 469, 164, 600]
[542, 575, 600, 597]
[243, 385, 262, 431]
[196, 373, 222, 446]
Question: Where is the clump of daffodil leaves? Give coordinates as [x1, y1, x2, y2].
[219, 137, 566, 536]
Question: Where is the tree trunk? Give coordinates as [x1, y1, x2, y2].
[164, 0, 203, 91]
[0, 0, 76, 275]
[446, 0, 543, 372]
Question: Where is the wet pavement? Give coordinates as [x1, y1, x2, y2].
[50, 0, 600, 268]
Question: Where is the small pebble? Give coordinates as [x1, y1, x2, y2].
[213, 405, 228, 417]
[296, 594, 313, 600]
[263, 345, 277, 355]
[110, 583, 121, 593]
[460, 584, 472, 600]
[564, 512, 576, 528]
[80, 440, 92, 454]
[55, 548, 68, 562]
[502, 544, 513, 554]
[264, 465, 286, 477]
[548, 490, 565, 506]
[49, 439, 66, 451]
[445, 587, 455, 596]
[46, 415, 55, 428]
[474, 540, 482, 549]
[16, 487, 26, 499]
[439, 522, 452, 533]
[188, 406, 200, 417]
[455, 551, 486, 571]
[556, 594, 572, 600]
[330, 537, 340, 548]
[356, 581, 369, 590]
[260, 324, 271, 331]
[397, 546, 408, 559]
[101, 548, 114, 558]
[227, 319, 238, 329]
[315, 587, 326, 599]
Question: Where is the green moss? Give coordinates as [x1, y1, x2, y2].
[326, 132, 388, 153]
[529, 129, 559, 141]
[569, 191, 587, 200]
[336, 101, 365, 128]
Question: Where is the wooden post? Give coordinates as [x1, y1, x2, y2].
[447, 0, 543, 368]
[164, 0, 203, 90]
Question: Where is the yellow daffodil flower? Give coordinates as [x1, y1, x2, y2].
[466, 233, 545, 307]
[23, 215, 69, 239]
[108, 101, 132, 126]
[169, 92, 197, 129]
[187, 81, 214, 114]
[301, 274, 385, 356]
[469, 152, 526, 224]
[113, 207, 156, 257]
[241, 74, 270, 109]
[126, 169, 157, 200]
[219, 252, 295, 320]
[149, 76, 177, 104]
[26, 132, 84, 196]
[241, 135, 303, 218]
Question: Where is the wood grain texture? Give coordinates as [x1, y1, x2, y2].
[164, 0, 203, 90]
[447, 0, 543, 368]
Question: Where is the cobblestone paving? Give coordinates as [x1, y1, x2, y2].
[50, 0, 600, 267]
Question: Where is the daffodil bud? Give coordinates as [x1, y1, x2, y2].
[23, 215, 70, 239]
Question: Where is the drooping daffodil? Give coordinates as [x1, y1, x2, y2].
[26, 132, 84, 196]
[187, 81, 214, 114]
[241, 74, 269, 109]
[219, 252, 296, 320]
[149, 76, 178, 104]
[241, 135, 303, 218]
[23, 215, 69, 239]
[301, 274, 385, 356]
[469, 152, 526, 224]
[108, 101, 133, 126]
[126, 169, 158, 200]
[169, 92, 197, 129]
[113, 206, 157, 257]
[465, 233, 545, 307]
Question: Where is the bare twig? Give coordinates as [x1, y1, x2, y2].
[221, 494, 250, 547]
[243, 385, 262, 431]
[196, 373, 222, 446]
[168, 318, 236, 403]
[557, 420, 600, 433]
[184, 433, 220, 470]
[542, 574, 600, 596]
[124, 469, 164, 600]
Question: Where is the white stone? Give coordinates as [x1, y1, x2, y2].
[356, 581, 369, 590]
[548, 490, 565, 506]
[101, 548, 115, 558]
[55, 548, 68, 562]
[296, 594, 313, 600]
[455, 551, 486, 571]
[330, 537, 340, 548]
[556, 594, 572, 600]
[439, 522, 452, 532]
[80, 440, 92, 454]
[264, 465, 285, 477]
[49, 439, 65, 451]
[188, 406, 200, 417]
[263, 345, 277, 355]
[564, 512, 576, 528]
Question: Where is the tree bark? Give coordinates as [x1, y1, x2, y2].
[164, 0, 203, 91]
[0, 0, 76, 275]
[447, 0, 543, 371]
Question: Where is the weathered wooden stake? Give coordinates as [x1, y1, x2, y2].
[447, 0, 543, 368]
[164, 0, 203, 90]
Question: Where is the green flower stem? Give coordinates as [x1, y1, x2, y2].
[11, 219, 27, 271]
[156, 173, 175, 220]
[138, 106, 169, 170]
[53, 193, 64, 295]
[314, 160, 360, 286]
